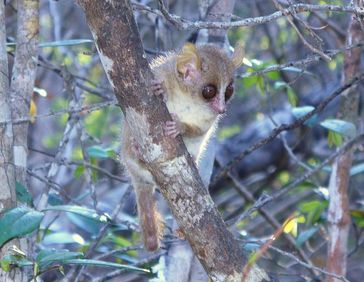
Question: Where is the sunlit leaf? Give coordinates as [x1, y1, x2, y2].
[43, 205, 110, 223]
[60, 259, 150, 273]
[29, 99, 37, 123]
[316, 187, 329, 199]
[43, 232, 86, 245]
[283, 215, 305, 237]
[242, 57, 253, 67]
[33, 87, 47, 97]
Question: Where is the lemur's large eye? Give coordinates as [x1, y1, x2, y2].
[202, 84, 217, 100]
[225, 83, 234, 101]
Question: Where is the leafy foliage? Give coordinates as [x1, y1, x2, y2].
[0, 207, 44, 247]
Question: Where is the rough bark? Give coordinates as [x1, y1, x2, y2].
[0, 1, 39, 280]
[166, 0, 236, 280]
[10, 0, 39, 187]
[76, 0, 268, 281]
[0, 1, 36, 281]
[0, 3, 19, 281]
[325, 10, 363, 282]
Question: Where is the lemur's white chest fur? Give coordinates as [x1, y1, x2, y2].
[166, 89, 218, 162]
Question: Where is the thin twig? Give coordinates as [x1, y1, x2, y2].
[270, 0, 331, 60]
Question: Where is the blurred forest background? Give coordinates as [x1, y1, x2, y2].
[1, 0, 364, 281]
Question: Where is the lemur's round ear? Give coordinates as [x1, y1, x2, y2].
[231, 42, 245, 69]
[176, 43, 202, 78]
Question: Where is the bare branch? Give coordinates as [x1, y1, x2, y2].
[152, 2, 364, 30]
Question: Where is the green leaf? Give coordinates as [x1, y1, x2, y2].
[273, 81, 287, 90]
[351, 210, 364, 228]
[43, 232, 85, 245]
[61, 259, 150, 273]
[351, 210, 364, 219]
[328, 130, 343, 147]
[242, 242, 260, 252]
[43, 205, 110, 223]
[281, 66, 314, 76]
[40, 39, 93, 48]
[36, 249, 83, 270]
[287, 87, 298, 107]
[0, 255, 33, 271]
[0, 207, 44, 247]
[296, 227, 319, 246]
[7, 39, 93, 48]
[320, 119, 357, 138]
[74, 165, 85, 178]
[291, 106, 317, 126]
[299, 200, 328, 224]
[242, 76, 258, 89]
[86, 145, 110, 159]
[299, 200, 322, 213]
[265, 70, 280, 80]
[351, 163, 364, 176]
[16, 182, 33, 206]
[256, 76, 265, 95]
[48, 193, 64, 206]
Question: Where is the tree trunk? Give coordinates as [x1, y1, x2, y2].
[326, 7, 363, 282]
[76, 0, 268, 281]
[0, 1, 38, 281]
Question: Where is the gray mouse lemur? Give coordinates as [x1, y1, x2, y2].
[121, 43, 244, 251]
